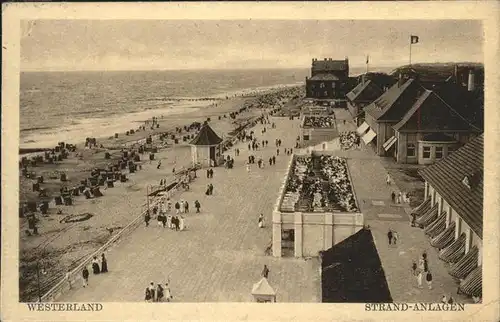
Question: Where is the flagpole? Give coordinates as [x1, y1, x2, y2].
[366, 55, 369, 74]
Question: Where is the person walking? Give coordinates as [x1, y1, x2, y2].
[387, 230, 393, 245]
[386, 174, 391, 185]
[411, 262, 417, 276]
[157, 160, 162, 169]
[148, 282, 156, 302]
[175, 201, 180, 214]
[276, 148, 280, 156]
[392, 231, 399, 245]
[82, 266, 89, 287]
[92, 256, 100, 275]
[184, 201, 189, 213]
[145, 212, 151, 227]
[262, 265, 270, 279]
[258, 213, 264, 228]
[164, 283, 173, 302]
[426, 270, 433, 289]
[101, 254, 108, 273]
[391, 191, 396, 203]
[417, 270, 423, 288]
[206, 169, 210, 178]
[195, 200, 201, 213]
[272, 156, 276, 165]
[209, 183, 214, 195]
[156, 283, 164, 302]
[269, 157, 273, 166]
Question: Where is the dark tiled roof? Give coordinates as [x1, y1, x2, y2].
[363, 78, 422, 121]
[312, 59, 348, 72]
[346, 80, 384, 104]
[189, 124, 223, 146]
[310, 74, 340, 81]
[321, 229, 392, 303]
[393, 90, 482, 132]
[419, 134, 483, 238]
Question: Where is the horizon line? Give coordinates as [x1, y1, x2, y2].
[20, 61, 482, 73]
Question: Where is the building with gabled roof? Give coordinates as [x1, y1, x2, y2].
[305, 58, 349, 101]
[189, 122, 224, 168]
[346, 79, 385, 126]
[358, 72, 483, 164]
[413, 134, 483, 299]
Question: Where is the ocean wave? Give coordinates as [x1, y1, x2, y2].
[20, 126, 54, 132]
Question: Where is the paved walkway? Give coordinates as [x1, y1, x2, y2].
[334, 108, 471, 303]
[60, 116, 320, 302]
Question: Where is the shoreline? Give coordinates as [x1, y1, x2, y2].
[20, 83, 304, 152]
[18, 85, 303, 301]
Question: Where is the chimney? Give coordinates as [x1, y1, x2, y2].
[468, 70, 475, 91]
[324, 58, 327, 61]
[454, 64, 459, 85]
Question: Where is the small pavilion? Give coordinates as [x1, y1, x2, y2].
[251, 277, 277, 303]
[189, 122, 224, 168]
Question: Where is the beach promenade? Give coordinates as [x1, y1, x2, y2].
[60, 116, 320, 302]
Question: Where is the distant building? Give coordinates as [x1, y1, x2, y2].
[305, 58, 349, 101]
[415, 134, 483, 299]
[358, 72, 482, 165]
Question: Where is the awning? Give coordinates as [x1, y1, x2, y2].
[439, 233, 466, 263]
[411, 199, 431, 216]
[415, 204, 438, 227]
[424, 212, 446, 238]
[383, 136, 398, 151]
[449, 246, 479, 279]
[430, 221, 456, 249]
[356, 122, 370, 136]
[458, 266, 482, 297]
[362, 129, 377, 145]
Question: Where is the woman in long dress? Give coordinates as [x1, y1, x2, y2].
[100, 254, 108, 273]
[92, 256, 100, 274]
[258, 214, 264, 228]
[179, 216, 185, 231]
[164, 283, 173, 302]
[167, 214, 173, 229]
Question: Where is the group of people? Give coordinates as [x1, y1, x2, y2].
[391, 191, 410, 204]
[387, 229, 400, 245]
[81, 254, 108, 287]
[411, 251, 434, 290]
[145, 281, 173, 302]
[339, 131, 360, 150]
[206, 168, 215, 178]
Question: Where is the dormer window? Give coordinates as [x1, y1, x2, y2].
[463, 170, 483, 190]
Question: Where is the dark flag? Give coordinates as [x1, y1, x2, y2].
[410, 35, 419, 44]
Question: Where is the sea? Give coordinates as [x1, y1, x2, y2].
[19, 67, 378, 149]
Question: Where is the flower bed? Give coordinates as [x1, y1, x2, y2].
[303, 116, 336, 128]
[280, 154, 358, 213]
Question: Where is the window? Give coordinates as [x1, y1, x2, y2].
[324, 91, 328, 97]
[320, 82, 325, 88]
[303, 135, 310, 141]
[407, 143, 416, 157]
[435, 147, 443, 159]
[311, 84, 316, 89]
[423, 146, 431, 159]
[332, 82, 336, 89]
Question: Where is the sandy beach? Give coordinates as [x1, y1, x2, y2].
[18, 85, 303, 301]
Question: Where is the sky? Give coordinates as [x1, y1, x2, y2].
[21, 20, 483, 71]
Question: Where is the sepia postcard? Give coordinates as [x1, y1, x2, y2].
[2, 2, 499, 321]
